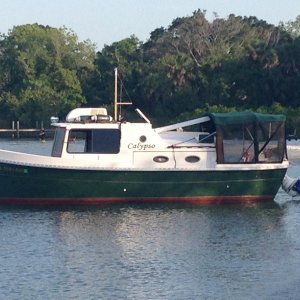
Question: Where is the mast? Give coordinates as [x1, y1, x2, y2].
[114, 68, 118, 121]
[113, 68, 132, 122]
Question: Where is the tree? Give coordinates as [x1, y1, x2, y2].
[281, 15, 300, 38]
[0, 24, 96, 126]
[92, 36, 144, 114]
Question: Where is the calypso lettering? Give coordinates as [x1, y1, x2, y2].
[128, 143, 156, 150]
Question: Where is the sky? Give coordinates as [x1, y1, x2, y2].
[1, 0, 300, 50]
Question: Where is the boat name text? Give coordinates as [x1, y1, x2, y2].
[0, 165, 28, 174]
[128, 143, 156, 150]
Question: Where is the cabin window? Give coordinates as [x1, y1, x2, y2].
[67, 129, 120, 154]
[185, 155, 200, 163]
[67, 130, 88, 153]
[153, 156, 169, 163]
[139, 135, 147, 143]
[51, 127, 66, 157]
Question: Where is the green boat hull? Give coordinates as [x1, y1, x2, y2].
[0, 161, 288, 205]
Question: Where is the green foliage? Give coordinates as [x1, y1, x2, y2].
[0, 24, 95, 126]
[1, 13, 300, 132]
[281, 15, 300, 38]
[140, 12, 300, 131]
[256, 103, 300, 134]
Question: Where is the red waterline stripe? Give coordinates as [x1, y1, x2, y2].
[0, 195, 274, 206]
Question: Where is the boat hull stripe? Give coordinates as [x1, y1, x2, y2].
[0, 195, 274, 206]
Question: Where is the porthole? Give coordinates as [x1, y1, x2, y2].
[153, 156, 169, 163]
[185, 155, 200, 163]
[139, 135, 147, 143]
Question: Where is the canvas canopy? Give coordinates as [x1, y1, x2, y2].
[204, 111, 286, 164]
[206, 111, 286, 126]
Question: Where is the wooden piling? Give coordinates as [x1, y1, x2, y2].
[16, 121, 20, 139]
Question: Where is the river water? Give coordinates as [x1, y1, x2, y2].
[0, 139, 300, 299]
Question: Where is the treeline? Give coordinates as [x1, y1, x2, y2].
[1, 10, 300, 132]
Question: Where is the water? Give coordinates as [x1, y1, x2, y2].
[1, 139, 300, 299]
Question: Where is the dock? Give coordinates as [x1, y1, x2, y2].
[0, 121, 54, 139]
[0, 129, 55, 139]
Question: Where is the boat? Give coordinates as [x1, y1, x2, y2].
[0, 70, 289, 205]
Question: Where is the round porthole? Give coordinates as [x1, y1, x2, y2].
[139, 135, 147, 143]
[185, 155, 200, 163]
[153, 156, 169, 163]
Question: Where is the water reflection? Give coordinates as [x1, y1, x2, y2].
[0, 201, 300, 299]
[26, 202, 293, 299]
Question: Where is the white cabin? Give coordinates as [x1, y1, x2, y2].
[50, 108, 287, 171]
[51, 108, 216, 170]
